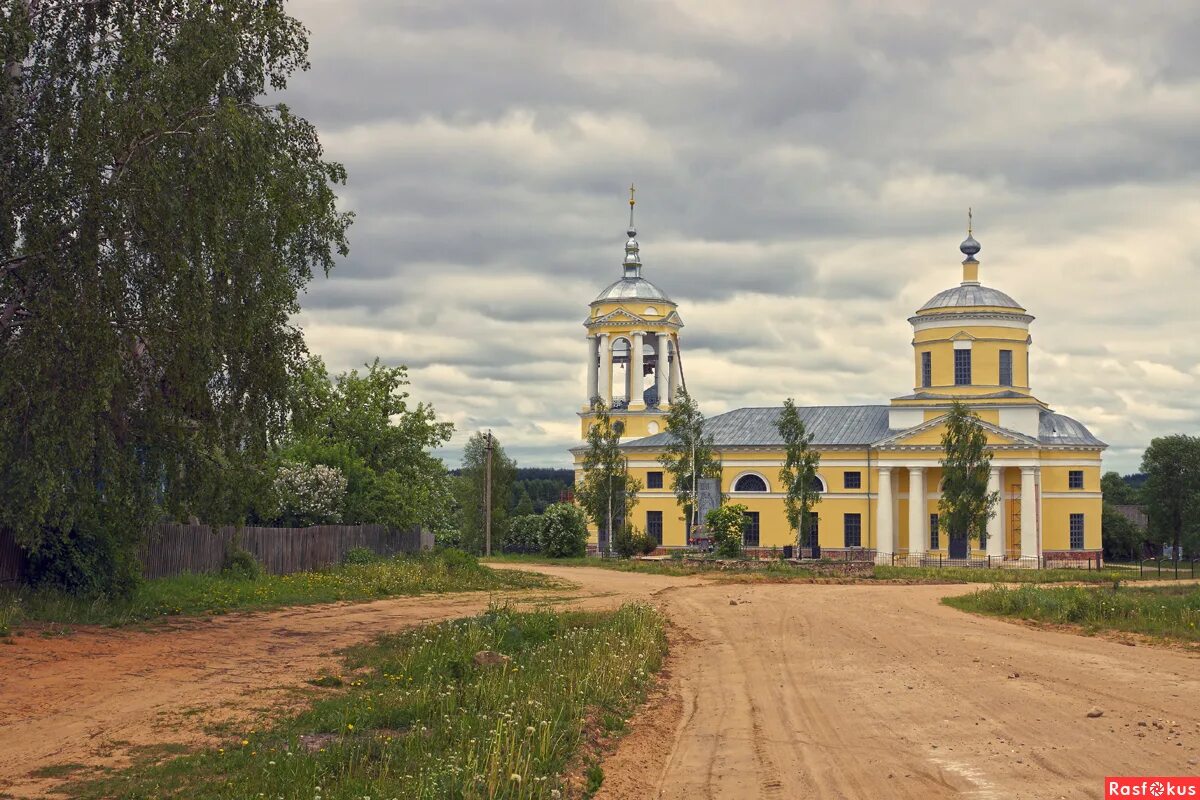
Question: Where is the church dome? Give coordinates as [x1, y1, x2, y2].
[918, 284, 1023, 312]
[593, 276, 673, 304]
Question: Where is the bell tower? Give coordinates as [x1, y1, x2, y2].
[580, 187, 684, 439]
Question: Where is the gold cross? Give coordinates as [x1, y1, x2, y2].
[968, 207, 973, 236]
[629, 183, 636, 207]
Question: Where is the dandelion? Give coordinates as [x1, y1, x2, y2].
[510, 774, 522, 783]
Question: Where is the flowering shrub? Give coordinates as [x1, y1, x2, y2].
[505, 514, 545, 553]
[539, 503, 589, 558]
[707, 503, 748, 558]
[273, 462, 347, 526]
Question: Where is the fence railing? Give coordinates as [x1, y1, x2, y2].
[883, 552, 1108, 571]
[1137, 558, 1199, 580]
[0, 523, 430, 584]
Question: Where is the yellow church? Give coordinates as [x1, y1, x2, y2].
[572, 198, 1106, 565]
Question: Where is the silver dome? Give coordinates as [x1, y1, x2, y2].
[918, 284, 1023, 312]
[593, 277, 673, 304]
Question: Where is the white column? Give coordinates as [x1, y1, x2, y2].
[908, 467, 926, 557]
[585, 335, 598, 405]
[876, 466, 894, 557]
[668, 337, 681, 402]
[655, 332, 669, 407]
[599, 334, 612, 405]
[630, 331, 645, 409]
[986, 467, 1004, 558]
[1020, 466, 1038, 560]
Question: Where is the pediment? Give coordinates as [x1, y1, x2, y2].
[949, 330, 977, 341]
[875, 413, 1040, 450]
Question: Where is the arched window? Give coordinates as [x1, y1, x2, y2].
[734, 473, 768, 492]
[810, 475, 826, 493]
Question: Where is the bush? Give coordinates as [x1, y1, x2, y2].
[435, 529, 464, 550]
[640, 534, 658, 555]
[706, 504, 747, 559]
[341, 546, 377, 565]
[273, 461, 347, 526]
[438, 548, 481, 572]
[540, 503, 589, 558]
[505, 514, 545, 553]
[221, 547, 262, 581]
[613, 525, 652, 558]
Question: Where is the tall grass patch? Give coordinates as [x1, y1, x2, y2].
[62, 604, 667, 799]
[945, 584, 1200, 641]
[0, 551, 551, 629]
[874, 565, 1143, 584]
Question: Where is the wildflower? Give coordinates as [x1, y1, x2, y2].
[347, 723, 355, 731]
[241, 739, 250, 746]
[511, 774, 522, 783]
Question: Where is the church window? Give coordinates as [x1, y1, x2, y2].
[613, 420, 625, 436]
[1069, 513, 1085, 549]
[921, 352, 932, 388]
[805, 514, 819, 547]
[644, 306, 659, 316]
[647, 471, 664, 489]
[999, 350, 1013, 386]
[929, 513, 940, 549]
[734, 474, 768, 492]
[954, 349, 972, 385]
[646, 511, 663, 545]
[1068, 470, 1084, 490]
[742, 511, 760, 547]
[843, 513, 862, 547]
[843, 471, 861, 489]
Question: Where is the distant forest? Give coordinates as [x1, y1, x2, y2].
[449, 466, 574, 515]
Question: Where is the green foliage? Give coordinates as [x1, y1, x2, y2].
[454, 432, 518, 555]
[658, 388, 723, 532]
[286, 359, 454, 532]
[513, 486, 535, 517]
[1, 1, 352, 595]
[707, 503, 748, 558]
[1140, 434, 1200, 556]
[777, 398, 821, 547]
[1101, 471, 1141, 506]
[0, 551, 549, 630]
[62, 604, 666, 799]
[612, 525, 651, 558]
[220, 547, 262, 581]
[938, 401, 1000, 544]
[505, 514, 545, 553]
[509, 469, 574, 514]
[575, 402, 642, 550]
[340, 547, 377, 566]
[1102, 503, 1143, 562]
[540, 503, 589, 558]
[945, 584, 1200, 642]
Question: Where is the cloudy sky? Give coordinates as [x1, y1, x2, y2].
[281, 0, 1200, 474]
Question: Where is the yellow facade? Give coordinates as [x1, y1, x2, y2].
[572, 220, 1106, 564]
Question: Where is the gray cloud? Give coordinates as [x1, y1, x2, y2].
[284, 0, 1200, 473]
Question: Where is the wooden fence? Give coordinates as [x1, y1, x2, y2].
[0, 524, 432, 584]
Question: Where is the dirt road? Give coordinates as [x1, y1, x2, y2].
[598, 581, 1200, 800]
[2, 567, 1197, 799]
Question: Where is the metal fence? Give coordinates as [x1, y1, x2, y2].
[1137, 558, 1199, 580]
[0, 523, 430, 584]
[883, 552, 1106, 571]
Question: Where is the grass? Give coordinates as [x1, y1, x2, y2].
[487, 553, 1148, 585]
[59, 603, 668, 799]
[944, 583, 1200, 642]
[872, 565, 1146, 584]
[0, 551, 553, 631]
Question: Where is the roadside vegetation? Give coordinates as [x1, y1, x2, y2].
[944, 584, 1200, 642]
[486, 553, 1155, 585]
[0, 551, 550, 633]
[59, 604, 667, 800]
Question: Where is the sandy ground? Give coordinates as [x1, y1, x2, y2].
[1, 566, 1197, 799]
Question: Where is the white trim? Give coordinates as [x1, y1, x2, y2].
[1042, 491, 1102, 499]
[953, 340, 974, 350]
[623, 457, 1103, 468]
[912, 315, 1032, 333]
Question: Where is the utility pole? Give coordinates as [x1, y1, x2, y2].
[484, 430, 493, 557]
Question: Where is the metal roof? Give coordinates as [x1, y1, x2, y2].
[918, 284, 1023, 312]
[1039, 411, 1106, 447]
[892, 390, 1032, 401]
[623, 405, 894, 448]
[593, 276, 673, 304]
[619, 405, 1105, 448]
